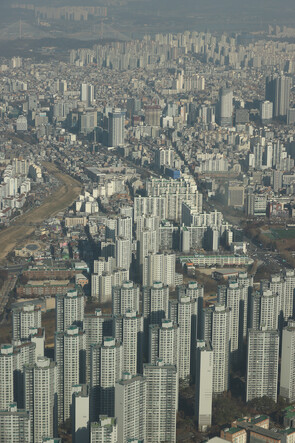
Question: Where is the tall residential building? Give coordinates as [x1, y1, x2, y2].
[0, 344, 14, 410]
[144, 360, 178, 443]
[249, 289, 279, 330]
[80, 83, 94, 106]
[142, 281, 169, 326]
[120, 311, 144, 375]
[142, 252, 176, 287]
[280, 321, 295, 403]
[211, 304, 231, 394]
[246, 328, 279, 402]
[24, 357, 57, 443]
[13, 341, 36, 409]
[90, 416, 118, 443]
[0, 404, 30, 443]
[55, 326, 86, 423]
[116, 237, 132, 271]
[218, 87, 233, 127]
[72, 384, 89, 443]
[56, 290, 84, 332]
[112, 281, 140, 315]
[117, 216, 133, 241]
[108, 109, 125, 147]
[260, 100, 273, 123]
[169, 294, 198, 381]
[265, 75, 292, 117]
[29, 327, 45, 358]
[149, 318, 179, 368]
[12, 303, 42, 341]
[84, 309, 113, 383]
[138, 228, 159, 267]
[195, 340, 213, 431]
[201, 306, 214, 342]
[115, 373, 147, 443]
[90, 337, 123, 420]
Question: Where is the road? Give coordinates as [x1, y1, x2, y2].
[0, 162, 82, 262]
[0, 275, 17, 314]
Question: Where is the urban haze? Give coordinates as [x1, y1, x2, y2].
[0, 0, 294, 443]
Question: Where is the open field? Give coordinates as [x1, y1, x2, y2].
[0, 162, 82, 262]
[266, 228, 295, 240]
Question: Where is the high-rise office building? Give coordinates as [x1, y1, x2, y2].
[149, 318, 179, 367]
[280, 320, 295, 403]
[12, 303, 42, 341]
[144, 105, 161, 126]
[265, 75, 291, 117]
[90, 337, 123, 420]
[112, 281, 140, 316]
[55, 326, 86, 423]
[246, 328, 279, 402]
[56, 290, 84, 332]
[90, 416, 118, 443]
[115, 373, 146, 443]
[211, 304, 231, 394]
[24, 357, 57, 443]
[108, 109, 125, 147]
[0, 404, 30, 443]
[144, 360, 178, 443]
[195, 340, 213, 431]
[0, 344, 14, 411]
[218, 87, 233, 127]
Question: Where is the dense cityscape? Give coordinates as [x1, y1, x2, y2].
[0, 3, 295, 443]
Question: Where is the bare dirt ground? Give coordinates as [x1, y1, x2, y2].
[0, 162, 82, 262]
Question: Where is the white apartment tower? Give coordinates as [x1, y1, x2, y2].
[211, 304, 231, 394]
[169, 294, 198, 381]
[195, 340, 213, 431]
[122, 311, 144, 375]
[246, 327, 279, 402]
[115, 373, 146, 443]
[72, 384, 90, 443]
[144, 360, 178, 443]
[55, 326, 86, 423]
[0, 404, 30, 443]
[280, 320, 295, 403]
[142, 282, 169, 326]
[142, 252, 176, 287]
[112, 281, 140, 315]
[24, 357, 57, 443]
[84, 309, 113, 383]
[12, 303, 42, 341]
[0, 344, 14, 410]
[116, 237, 132, 271]
[90, 416, 118, 443]
[90, 337, 123, 420]
[56, 290, 84, 332]
[149, 318, 179, 368]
